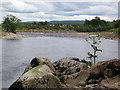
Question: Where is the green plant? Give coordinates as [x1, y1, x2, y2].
[81, 59, 92, 67]
[86, 35, 102, 65]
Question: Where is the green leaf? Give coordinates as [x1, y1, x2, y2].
[81, 59, 92, 67]
[88, 36, 91, 38]
[99, 41, 101, 43]
[97, 49, 102, 52]
[86, 39, 88, 42]
[91, 45, 94, 48]
[93, 41, 97, 44]
[88, 52, 94, 57]
[94, 46, 97, 50]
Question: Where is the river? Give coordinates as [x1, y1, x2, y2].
[1, 34, 119, 88]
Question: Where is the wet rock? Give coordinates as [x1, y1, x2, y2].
[53, 57, 88, 75]
[9, 65, 65, 89]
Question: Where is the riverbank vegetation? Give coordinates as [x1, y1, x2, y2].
[1, 14, 120, 39]
[2, 14, 21, 33]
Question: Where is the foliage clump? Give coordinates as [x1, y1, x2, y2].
[2, 14, 21, 33]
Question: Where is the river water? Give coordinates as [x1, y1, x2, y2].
[1, 34, 119, 88]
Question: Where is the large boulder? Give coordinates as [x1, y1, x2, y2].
[101, 59, 120, 78]
[9, 57, 66, 89]
[62, 59, 120, 89]
[53, 57, 88, 75]
[23, 57, 57, 75]
[86, 59, 120, 89]
[9, 65, 65, 89]
[88, 59, 120, 80]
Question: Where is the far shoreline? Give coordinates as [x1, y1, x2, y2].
[1, 30, 119, 40]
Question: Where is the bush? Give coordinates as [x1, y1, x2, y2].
[2, 14, 21, 33]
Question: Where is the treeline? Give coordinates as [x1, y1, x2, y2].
[19, 21, 74, 31]
[2, 14, 120, 34]
[19, 16, 120, 33]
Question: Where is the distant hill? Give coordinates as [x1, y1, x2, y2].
[21, 21, 36, 24]
[49, 20, 84, 24]
[21, 20, 84, 24]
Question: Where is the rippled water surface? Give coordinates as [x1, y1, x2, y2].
[1, 35, 119, 88]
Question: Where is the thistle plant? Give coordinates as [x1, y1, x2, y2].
[86, 35, 102, 65]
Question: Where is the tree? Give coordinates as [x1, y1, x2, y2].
[2, 14, 21, 33]
[84, 17, 108, 32]
[67, 24, 74, 30]
[33, 21, 37, 24]
[86, 35, 102, 65]
[118, 28, 120, 39]
[114, 20, 120, 28]
[44, 21, 48, 25]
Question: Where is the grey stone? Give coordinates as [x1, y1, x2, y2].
[53, 57, 88, 75]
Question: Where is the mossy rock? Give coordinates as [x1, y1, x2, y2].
[23, 57, 57, 75]
[9, 65, 65, 89]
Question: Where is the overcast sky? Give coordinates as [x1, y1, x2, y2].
[0, 0, 119, 23]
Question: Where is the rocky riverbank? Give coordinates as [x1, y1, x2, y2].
[1, 32, 91, 39]
[1, 32, 36, 39]
[9, 57, 120, 89]
[1, 31, 119, 40]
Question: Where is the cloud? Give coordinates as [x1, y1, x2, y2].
[2, 0, 38, 13]
[0, 0, 118, 23]
[58, 2, 117, 15]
